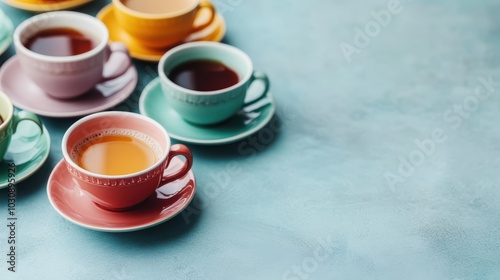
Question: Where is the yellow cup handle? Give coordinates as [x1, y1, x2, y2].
[192, 0, 216, 32]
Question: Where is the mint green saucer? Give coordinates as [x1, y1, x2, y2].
[139, 78, 276, 145]
[0, 126, 50, 188]
[0, 8, 14, 57]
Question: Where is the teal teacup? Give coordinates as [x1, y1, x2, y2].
[0, 91, 43, 161]
[158, 42, 270, 125]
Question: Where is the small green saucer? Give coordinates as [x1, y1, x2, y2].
[0, 8, 14, 57]
[139, 78, 276, 145]
[0, 126, 51, 188]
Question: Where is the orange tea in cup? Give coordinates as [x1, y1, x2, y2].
[77, 133, 157, 176]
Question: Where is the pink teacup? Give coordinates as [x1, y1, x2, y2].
[61, 111, 193, 211]
[14, 11, 130, 99]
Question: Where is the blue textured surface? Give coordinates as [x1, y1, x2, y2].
[1, 0, 500, 279]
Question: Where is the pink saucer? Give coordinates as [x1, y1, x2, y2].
[0, 56, 138, 118]
[47, 158, 196, 232]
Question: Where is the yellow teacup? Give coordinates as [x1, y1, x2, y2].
[112, 0, 216, 48]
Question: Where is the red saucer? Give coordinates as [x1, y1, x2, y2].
[47, 158, 196, 232]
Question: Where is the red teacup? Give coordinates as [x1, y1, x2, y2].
[61, 111, 193, 211]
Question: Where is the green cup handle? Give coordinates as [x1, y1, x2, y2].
[244, 70, 271, 106]
[12, 110, 43, 135]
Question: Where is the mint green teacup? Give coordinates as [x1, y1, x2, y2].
[0, 91, 43, 161]
[158, 42, 270, 125]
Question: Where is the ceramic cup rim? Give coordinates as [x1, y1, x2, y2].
[61, 111, 172, 180]
[13, 11, 108, 63]
[112, 0, 200, 19]
[158, 41, 253, 96]
[0, 91, 13, 132]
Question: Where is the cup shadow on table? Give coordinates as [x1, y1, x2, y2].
[0, 158, 51, 201]
[41, 115, 80, 131]
[185, 114, 283, 160]
[220, 37, 232, 45]
[77, 0, 110, 16]
[13, 156, 53, 198]
[0, 46, 13, 65]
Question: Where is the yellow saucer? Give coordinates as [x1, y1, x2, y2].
[97, 4, 226, 62]
[3, 0, 93, 11]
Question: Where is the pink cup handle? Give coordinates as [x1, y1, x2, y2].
[102, 42, 131, 82]
[161, 144, 193, 183]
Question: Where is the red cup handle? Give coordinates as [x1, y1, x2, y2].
[161, 144, 193, 183]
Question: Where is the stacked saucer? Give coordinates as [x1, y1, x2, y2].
[3, 0, 93, 12]
[0, 11, 139, 118]
[140, 78, 276, 145]
[0, 7, 13, 56]
[96, 1, 226, 62]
